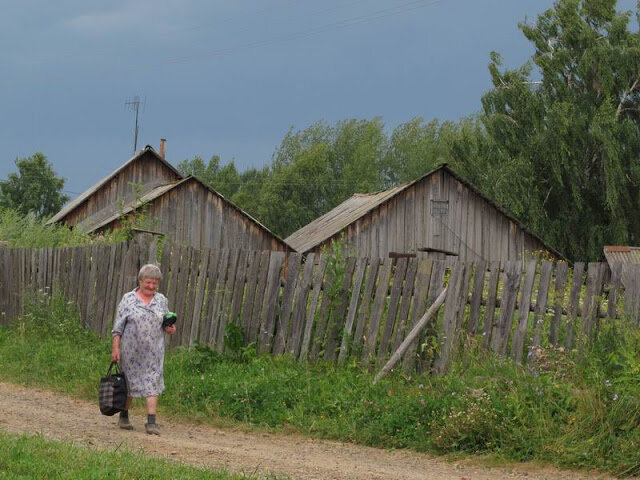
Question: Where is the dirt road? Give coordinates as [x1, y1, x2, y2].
[0, 382, 615, 480]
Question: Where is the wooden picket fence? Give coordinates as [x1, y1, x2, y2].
[1, 238, 640, 373]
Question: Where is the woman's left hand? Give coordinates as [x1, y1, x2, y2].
[164, 324, 177, 335]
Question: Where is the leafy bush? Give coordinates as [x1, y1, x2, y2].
[0, 209, 92, 247]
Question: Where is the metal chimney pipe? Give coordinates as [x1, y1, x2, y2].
[159, 138, 166, 159]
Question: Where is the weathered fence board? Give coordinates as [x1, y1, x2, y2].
[512, 260, 537, 363]
[299, 254, 328, 361]
[483, 261, 501, 347]
[550, 261, 568, 345]
[2, 241, 640, 376]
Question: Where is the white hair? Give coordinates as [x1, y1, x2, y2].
[138, 264, 162, 282]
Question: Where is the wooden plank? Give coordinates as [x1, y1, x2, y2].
[455, 261, 474, 334]
[490, 260, 521, 357]
[230, 250, 251, 328]
[581, 262, 605, 339]
[549, 261, 568, 345]
[38, 247, 46, 293]
[565, 262, 585, 349]
[85, 245, 99, 332]
[164, 243, 180, 318]
[197, 248, 219, 344]
[171, 245, 194, 347]
[160, 240, 172, 287]
[351, 258, 381, 357]
[288, 253, 316, 357]
[50, 247, 59, 299]
[376, 257, 409, 363]
[467, 261, 487, 334]
[99, 244, 118, 336]
[106, 243, 126, 336]
[309, 266, 336, 362]
[90, 245, 108, 334]
[531, 261, 554, 348]
[206, 249, 230, 346]
[299, 254, 328, 361]
[258, 252, 286, 354]
[482, 261, 501, 347]
[607, 261, 623, 321]
[511, 260, 537, 363]
[240, 250, 262, 337]
[337, 256, 368, 365]
[362, 259, 393, 364]
[390, 258, 419, 354]
[324, 257, 357, 363]
[68, 247, 79, 305]
[247, 251, 271, 344]
[189, 249, 210, 346]
[432, 262, 467, 374]
[114, 242, 129, 306]
[215, 249, 241, 352]
[273, 253, 302, 355]
[79, 247, 93, 327]
[402, 259, 438, 372]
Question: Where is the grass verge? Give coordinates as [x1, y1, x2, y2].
[0, 431, 252, 479]
[0, 293, 639, 477]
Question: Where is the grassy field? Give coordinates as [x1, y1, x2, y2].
[0, 431, 255, 480]
[0, 293, 639, 477]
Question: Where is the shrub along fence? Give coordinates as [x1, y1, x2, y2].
[1, 237, 640, 374]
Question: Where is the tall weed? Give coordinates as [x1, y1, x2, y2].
[0, 209, 92, 247]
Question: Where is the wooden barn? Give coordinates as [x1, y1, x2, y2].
[286, 164, 561, 262]
[47, 145, 289, 252]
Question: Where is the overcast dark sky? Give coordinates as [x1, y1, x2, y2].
[1, 0, 636, 196]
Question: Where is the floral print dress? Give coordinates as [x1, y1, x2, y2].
[111, 289, 169, 397]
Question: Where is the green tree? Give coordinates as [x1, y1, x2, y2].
[177, 155, 241, 199]
[0, 153, 69, 218]
[255, 118, 389, 237]
[385, 117, 483, 185]
[468, 0, 640, 260]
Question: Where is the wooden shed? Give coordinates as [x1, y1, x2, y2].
[47, 146, 289, 252]
[286, 164, 561, 262]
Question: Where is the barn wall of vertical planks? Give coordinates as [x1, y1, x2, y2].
[286, 165, 562, 263]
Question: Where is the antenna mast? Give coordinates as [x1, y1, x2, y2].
[125, 95, 144, 154]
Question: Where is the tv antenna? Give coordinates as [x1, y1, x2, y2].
[125, 95, 145, 154]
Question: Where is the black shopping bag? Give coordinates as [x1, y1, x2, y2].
[98, 362, 128, 416]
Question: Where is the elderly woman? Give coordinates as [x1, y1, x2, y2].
[111, 264, 177, 435]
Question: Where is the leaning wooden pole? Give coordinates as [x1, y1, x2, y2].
[373, 286, 448, 384]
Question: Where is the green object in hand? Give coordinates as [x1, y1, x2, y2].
[163, 311, 177, 328]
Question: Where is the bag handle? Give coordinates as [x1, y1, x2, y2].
[106, 361, 121, 376]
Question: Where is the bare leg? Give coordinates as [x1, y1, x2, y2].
[125, 397, 132, 410]
[145, 396, 158, 415]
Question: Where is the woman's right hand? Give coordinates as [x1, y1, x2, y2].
[111, 347, 120, 363]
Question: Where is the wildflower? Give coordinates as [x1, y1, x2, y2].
[613, 394, 619, 402]
[604, 379, 612, 388]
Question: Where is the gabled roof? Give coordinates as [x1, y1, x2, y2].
[285, 163, 562, 257]
[84, 175, 290, 250]
[285, 184, 410, 253]
[46, 146, 181, 225]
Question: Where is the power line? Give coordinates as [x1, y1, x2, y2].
[163, 0, 448, 65]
